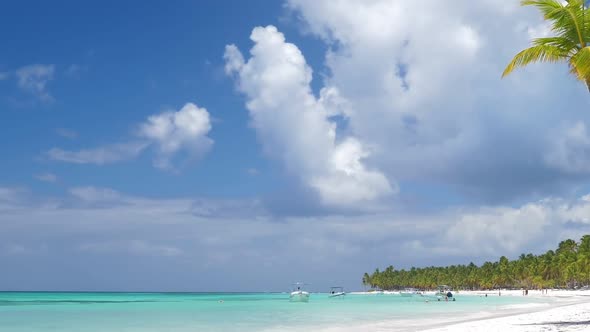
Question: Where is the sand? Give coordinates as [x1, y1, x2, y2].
[340, 289, 590, 331]
[422, 289, 590, 332]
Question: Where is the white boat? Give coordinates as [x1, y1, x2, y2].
[329, 286, 346, 298]
[399, 288, 420, 297]
[435, 285, 455, 301]
[290, 283, 310, 302]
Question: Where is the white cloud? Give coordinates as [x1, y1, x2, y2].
[444, 203, 551, 256]
[274, 0, 590, 205]
[527, 21, 552, 39]
[15, 64, 55, 101]
[138, 102, 213, 169]
[34, 173, 58, 183]
[1, 186, 590, 290]
[225, 26, 392, 207]
[47, 141, 149, 165]
[545, 122, 590, 174]
[440, 195, 590, 256]
[47, 103, 213, 170]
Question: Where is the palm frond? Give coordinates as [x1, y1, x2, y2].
[572, 46, 590, 80]
[521, 0, 564, 17]
[533, 36, 579, 52]
[502, 45, 569, 77]
[504, 0, 590, 90]
[524, 0, 587, 47]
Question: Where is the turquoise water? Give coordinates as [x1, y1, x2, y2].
[0, 292, 549, 331]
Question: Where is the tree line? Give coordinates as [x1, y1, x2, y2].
[362, 235, 590, 290]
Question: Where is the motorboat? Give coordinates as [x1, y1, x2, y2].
[290, 283, 310, 302]
[329, 286, 346, 297]
[435, 285, 455, 301]
[399, 288, 420, 297]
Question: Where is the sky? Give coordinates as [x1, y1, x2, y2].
[2, 0, 590, 292]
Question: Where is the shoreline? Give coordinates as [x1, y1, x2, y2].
[331, 289, 590, 331]
[424, 298, 590, 332]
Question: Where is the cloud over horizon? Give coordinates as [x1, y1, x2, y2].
[1, 185, 589, 290]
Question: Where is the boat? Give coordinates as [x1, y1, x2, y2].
[329, 286, 346, 297]
[435, 285, 449, 297]
[399, 288, 420, 297]
[290, 283, 310, 302]
[435, 285, 455, 301]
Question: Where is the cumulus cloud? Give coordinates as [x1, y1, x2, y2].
[138, 103, 213, 169]
[275, 0, 590, 205]
[437, 195, 590, 257]
[225, 26, 392, 207]
[15, 64, 55, 101]
[47, 103, 213, 170]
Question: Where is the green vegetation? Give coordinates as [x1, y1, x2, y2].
[362, 235, 590, 290]
[502, 0, 590, 91]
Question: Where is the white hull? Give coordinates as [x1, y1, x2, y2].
[329, 292, 346, 297]
[290, 291, 310, 302]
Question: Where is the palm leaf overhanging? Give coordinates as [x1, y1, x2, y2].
[503, 0, 590, 91]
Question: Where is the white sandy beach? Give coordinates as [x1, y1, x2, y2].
[422, 289, 590, 332]
[326, 289, 590, 332]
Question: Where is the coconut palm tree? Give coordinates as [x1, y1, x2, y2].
[502, 0, 590, 91]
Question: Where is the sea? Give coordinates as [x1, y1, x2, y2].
[0, 292, 551, 331]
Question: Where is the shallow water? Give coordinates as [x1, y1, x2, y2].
[0, 292, 550, 331]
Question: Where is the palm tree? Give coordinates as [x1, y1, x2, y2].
[502, 0, 590, 91]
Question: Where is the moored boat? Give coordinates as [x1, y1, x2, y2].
[400, 288, 420, 297]
[329, 286, 346, 297]
[435, 285, 455, 301]
[290, 283, 310, 302]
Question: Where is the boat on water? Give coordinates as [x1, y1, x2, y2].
[290, 283, 310, 302]
[329, 286, 346, 298]
[399, 288, 421, 297]
[435, 285, 455, 301]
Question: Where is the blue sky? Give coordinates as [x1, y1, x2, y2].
[2, 0, 590, 292]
